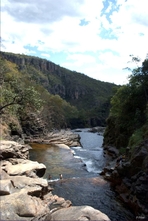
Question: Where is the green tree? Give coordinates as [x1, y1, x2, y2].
[104, 57, 148, 149]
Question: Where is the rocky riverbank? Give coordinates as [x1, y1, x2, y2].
[101, 142, 148, 220]
[24, 129, 81, 148]
[0, 133, 111, 221]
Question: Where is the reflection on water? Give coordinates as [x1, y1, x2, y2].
[29, 129, 135, 221]
[29, 143, 89, 180]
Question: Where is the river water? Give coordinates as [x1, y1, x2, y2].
[29, 128, 135, 221]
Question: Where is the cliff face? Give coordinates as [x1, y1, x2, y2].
[102, 140, 148, 218]
[0, 51, 115, 110]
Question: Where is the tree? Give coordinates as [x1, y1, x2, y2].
[0, 56, 43, 114]
[104, 57, 148, 148]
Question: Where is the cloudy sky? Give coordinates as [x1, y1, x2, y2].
[1, 0, 148, 85]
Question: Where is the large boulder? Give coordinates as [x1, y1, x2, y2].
[0, 140, 31, 159]
[50, 206, 110, 221]
[1, 158, 46, 177]
[0, 189, 50, 221]
[10, 175, 48, 189]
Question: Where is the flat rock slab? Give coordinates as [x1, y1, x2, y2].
[1, 159, 46, 177]
[10, 175, 48, 189]
[51, 205, 111, 221]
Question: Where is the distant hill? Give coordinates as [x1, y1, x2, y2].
[0, 51, 118, 137]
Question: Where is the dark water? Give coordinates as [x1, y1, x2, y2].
[29, 128, 135, 221]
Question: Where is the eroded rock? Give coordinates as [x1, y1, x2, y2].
[0, 140, 31, 159]
[1, 159, 46, 177]
[0, 190, 50, 220]
[50, 206, 111, 221]
[102, 140, 148, 217]
[0, 179, 15, 195]
[28, 129, 81, 147]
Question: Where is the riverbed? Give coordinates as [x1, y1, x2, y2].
[29, 128, 135, 221]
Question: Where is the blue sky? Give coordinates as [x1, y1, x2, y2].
[1, 0, 148, 85]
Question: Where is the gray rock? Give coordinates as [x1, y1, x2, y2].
[0, 179, 15, 195]
[1, 159, 46, 177]
[0, 140, 31, 159]
[50, 206, 111, 221]
[30, 129, 81, 147]
[0, 188, 50, 220]
[10, 175, 48, 189]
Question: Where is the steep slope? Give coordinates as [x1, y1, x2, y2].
[1, 51, 116, 111]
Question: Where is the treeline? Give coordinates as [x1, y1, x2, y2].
[1, 51, 116, 128]
[0, 53, 113, 138]
[103, 57, 148, 155]
[0, 56, 80, 137]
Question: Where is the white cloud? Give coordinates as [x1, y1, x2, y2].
[1, 0, 148, 85]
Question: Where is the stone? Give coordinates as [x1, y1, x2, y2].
[1, 159, 46, 177]
[10, 175, 48, 189]
[0, 190, 50, 220]
[0, 140, 31, 159]
[30, 129, 81, 147]
[0, 168, 10, 180]
[31, 213, 51, 221]
[54, 143, 70, 150]
[0, 139, 111, 221]
[50, 206, 111, 221]
[104, 146, 119, 158]
[0, 179, 15, 195]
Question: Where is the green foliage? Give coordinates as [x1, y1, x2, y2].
[104, 57, 148, 150]
[129, 128, 143, 149]
[0, 51, 117, 135]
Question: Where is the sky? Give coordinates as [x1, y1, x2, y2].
[1, 0, 148, 85]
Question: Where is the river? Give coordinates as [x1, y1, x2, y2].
[29, 128, 135, 221]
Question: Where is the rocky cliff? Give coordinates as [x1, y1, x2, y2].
[0, 51, 115, 110]
[102, 141, 148, 219]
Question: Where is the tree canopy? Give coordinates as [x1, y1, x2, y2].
[103, 57, 148, 151]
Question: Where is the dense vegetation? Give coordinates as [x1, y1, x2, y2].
[103, 56, 148, 155]
[0, 52, 116, 138]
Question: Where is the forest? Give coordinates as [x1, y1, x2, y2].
[0, 51, 115, 138]
[103, 56, 148, 156]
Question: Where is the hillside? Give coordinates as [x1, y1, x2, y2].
[0, 51, 117, 138]
[1, 51, 116, 108]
